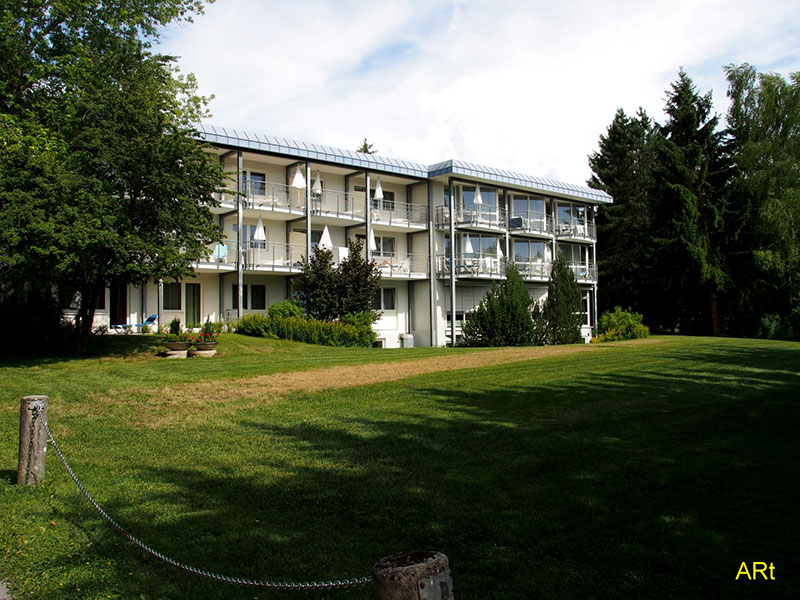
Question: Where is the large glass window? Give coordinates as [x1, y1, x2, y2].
[514, 240, 547, 262]
[375, 236, 395, 256]
[250, 285, 266, 310]
[373, 288, 396, 311]
[163, 282, 181, 310]
[460, 233, 499, 256]
[232, 284, 248, 310]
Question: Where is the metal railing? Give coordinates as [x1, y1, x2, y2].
[512, 259, 553, 280]
[220, 180, 306, 212]
[435, 203, 507, 230]
[372, 252, 430, 277]
[370, 200, 428, 228]
[436, 254, 506, 277]
[555, 218, 596, 240]
[567, 261, 598, 282]
[508, 210, 552, 236]
[202, 241, 307, 271]
[311, 190, 366, 221]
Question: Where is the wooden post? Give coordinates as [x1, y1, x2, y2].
[373, 551, 453, 600]
[17, 396, 49, 486]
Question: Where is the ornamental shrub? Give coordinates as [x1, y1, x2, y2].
[236, 313, 271, 337]
[270, 316, 364, 347]
[268, 299, 306, 320]
[169, 317, 182, 335]
[597, 307, 650, 341]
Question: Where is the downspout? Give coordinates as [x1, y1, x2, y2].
[236, 150, 243, 321]
[427, 181, 436, 347]
[448, 178, 456, 346]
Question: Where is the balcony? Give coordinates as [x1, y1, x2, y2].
[512, 259, 552, 282]
[371, 200, 428, 230]
[567, 261, 598, 283]
[311, 189, 366, 223]
[508, 210, 552, 237]
[218, 180, 306, 217]
[555, 218, 596, 242]
[372, 252, 430, 279]
[436, 254, 506, 279]
[436, 203, 507, 233]
[196, 240, 306, 273]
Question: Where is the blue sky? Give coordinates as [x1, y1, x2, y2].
[157, 0, 800, 185]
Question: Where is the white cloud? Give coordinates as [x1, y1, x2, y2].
[157, 0, 800, 185]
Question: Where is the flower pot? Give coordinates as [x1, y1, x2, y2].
[194, 342, 218, 351]
[163, 341, 192, 351]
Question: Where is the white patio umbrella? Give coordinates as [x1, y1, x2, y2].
[312, 170, 322, 195]
[291, 166, 306, 190]
[474, 185, 483, 205]
[253, 216, 267, 242]
[369, 228, 378, 252]
[318, 225, 333, 250]
[496, 243, 504, 259]
[463, 235, 474, 255]
[374, 176, 384, 200]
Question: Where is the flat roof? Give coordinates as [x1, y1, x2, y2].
[197, 125, 612, 204]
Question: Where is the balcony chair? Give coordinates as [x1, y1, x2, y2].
[111, 314, 157, 334]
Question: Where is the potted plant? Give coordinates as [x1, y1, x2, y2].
[162, 332, 193, 351]
[192, 332, 218, 350]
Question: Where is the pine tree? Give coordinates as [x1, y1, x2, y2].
[462, 265, 534, 346]
[544, 254, 583, 344]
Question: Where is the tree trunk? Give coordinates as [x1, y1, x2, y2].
[709, 288, 721, 336]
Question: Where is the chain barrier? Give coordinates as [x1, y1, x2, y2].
[25, 407, 38, 483]
[36, 408, 373, 591]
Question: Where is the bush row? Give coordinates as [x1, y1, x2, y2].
[593, 307, 650, 342]
[235, 311, 375, 347]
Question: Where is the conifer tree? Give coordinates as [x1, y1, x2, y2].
[544, 254, 583, 344]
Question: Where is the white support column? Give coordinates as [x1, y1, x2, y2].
[236, 150, 244, 321]
[305, 162, 312, 261]
[427, 182, 436, 346]
[448, 179, 456, 346]
[365, 171, 372, 262]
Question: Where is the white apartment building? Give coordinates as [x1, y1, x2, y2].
[94, 126, 612, 347]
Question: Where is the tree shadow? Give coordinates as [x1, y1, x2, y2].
[42, 344, 799, 599]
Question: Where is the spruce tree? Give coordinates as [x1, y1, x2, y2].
[462, 265, 534, 346]
[544, 254, 583, 344]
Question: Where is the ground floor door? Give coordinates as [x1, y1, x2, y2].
[110, 281, 127, 325]
[186, 283, 201, 328]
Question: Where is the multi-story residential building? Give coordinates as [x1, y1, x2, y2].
[93, 126, 612, 347]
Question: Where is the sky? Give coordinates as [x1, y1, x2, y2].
[156, 0, 800, 187]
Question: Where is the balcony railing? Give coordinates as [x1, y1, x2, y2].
[512, 259, 553, 280]
[436, 254, 506, 278]
[372, 252, 430, 277]
[202, 240, 307, 271]
[436, 203, 507, 231]
[509, 210, 552, 236]
[311, 189, 366, 221]
[567, 261, 598, 282]
[555, 218, 596, 240]
[371, 200, 428, 228]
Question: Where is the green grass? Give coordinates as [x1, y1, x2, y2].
[1, 335, 798, 599]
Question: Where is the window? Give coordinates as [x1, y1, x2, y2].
[233, 224, 265, 249]
[250, 285, 266, 310]
[163, 282, 181, 310]
[248, 172, 266, 196]
[375, 236, 395, 257]
[356, 186, 396, 212]
[373, 288, 396, 311]
[460, 233, 499, 256]
[232, 284, 248, 310]
[458, 184, 497, 209]
[513, 240, 547, 262]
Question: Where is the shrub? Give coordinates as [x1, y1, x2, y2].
[169, 317, 181, 335]
[544, 254, 583, 345]
[236, 313, 271, 337]
[462, 265, 534, 347]
[268, 299, 306, 320]
[270, 316, 365, 347]
[340, 312, 378, 347]
[597, 307, 650, 342]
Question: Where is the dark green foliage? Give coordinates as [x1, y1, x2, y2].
[596, 307, 650, 342]
[0, 1, 222, 347]
[235, 311, 373, 347]
[340, 312, 379, 347]
[295, 238, 380, 323]
[462, 265, 535, 347]
[169, 318, 182, 335]
[0, 285, 67, 354]
[544, 254, 583, 344]
[531, 301, 548, 346]
[268, 299, 306, 320]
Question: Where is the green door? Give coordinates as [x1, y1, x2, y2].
[185, 283, 201, 328]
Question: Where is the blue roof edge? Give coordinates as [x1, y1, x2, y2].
[197, 125, 612, 204]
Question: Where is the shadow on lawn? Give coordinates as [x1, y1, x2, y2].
[0, 335, 162, 367]
[49, 342, 799, 600]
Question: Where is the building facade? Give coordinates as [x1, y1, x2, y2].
[90, 126, 612, 347]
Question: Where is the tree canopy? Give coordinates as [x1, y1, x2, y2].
[0, 0, 223, 343]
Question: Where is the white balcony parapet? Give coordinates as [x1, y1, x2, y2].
[567, 261, 598, 282]
[508, 210, 552, 236]
[221, 180, 305, 212]
[436, 254, 506, 278]
[435, 203, 507, 231]
[200, 240, 307, 271]
[370, 200, 428, 228]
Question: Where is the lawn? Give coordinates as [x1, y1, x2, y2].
[1, 335, 798, 599]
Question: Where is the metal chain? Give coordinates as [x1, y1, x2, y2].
[37, 409, 372, 591]
[25, 407, 38, 483]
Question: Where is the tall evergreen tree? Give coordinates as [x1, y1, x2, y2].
[544, 254, 583, 344]
[650, 70, 731, 334]
[589, 108, 655, 315]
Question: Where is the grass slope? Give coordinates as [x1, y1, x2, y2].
[0, 335, 798, 599]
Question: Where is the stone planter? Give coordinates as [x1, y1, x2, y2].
[163, 341, 191, 351]
[194, 342, 218, 351]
